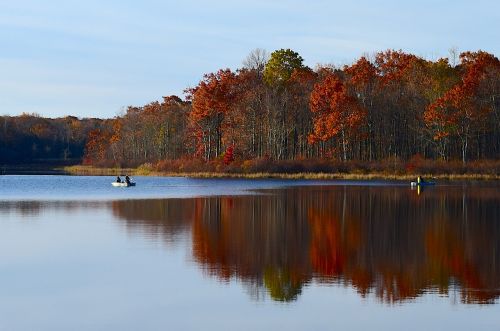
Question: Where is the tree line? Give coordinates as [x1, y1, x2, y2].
[0, 114, 101, 164]
[84, 48, 500, 169]
[2, 48, 499, 170]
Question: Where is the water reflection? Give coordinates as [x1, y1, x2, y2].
[0, 200, 106, 216]
[109, 185, 500, 304]
[111, 199, 195, 245]
[3, 185, 498, 304]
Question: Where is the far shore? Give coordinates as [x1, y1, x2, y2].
[60, 165, 500, 181]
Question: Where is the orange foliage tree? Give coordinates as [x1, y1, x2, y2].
[344, 56, 378, 160]
[309, 74, 366, 160]
[83, 128, 111, 165]
[186, 69, 240, 160]
[425, 51, 500, 163]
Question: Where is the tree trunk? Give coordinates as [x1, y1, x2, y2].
[341, 128, 347, 161]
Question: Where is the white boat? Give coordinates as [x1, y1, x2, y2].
[111, 182, 136, 187]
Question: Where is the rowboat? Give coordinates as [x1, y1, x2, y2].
[410, 181, 435, 187]
[111, 182, 136, 187]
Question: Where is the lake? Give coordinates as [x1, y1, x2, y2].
[0, 175, 499, 330]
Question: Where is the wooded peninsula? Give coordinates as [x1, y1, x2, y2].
[1, 49, 499, 177]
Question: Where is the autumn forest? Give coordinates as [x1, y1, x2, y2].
[1, 49, 499, 173]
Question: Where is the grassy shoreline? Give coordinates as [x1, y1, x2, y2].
[61, 165, 500, 181]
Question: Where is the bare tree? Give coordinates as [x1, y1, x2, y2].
[449, 46, 459, 67]
[242, 48, 269, 73]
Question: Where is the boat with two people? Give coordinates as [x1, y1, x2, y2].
[112, 175, 136, 187]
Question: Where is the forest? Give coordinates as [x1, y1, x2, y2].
[2, 49, 499, 174]
[0, 114, 100, 165]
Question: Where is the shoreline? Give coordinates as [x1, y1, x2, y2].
[60, 165, 500, 181]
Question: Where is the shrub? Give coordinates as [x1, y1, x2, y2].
[153, 157, 500, 175]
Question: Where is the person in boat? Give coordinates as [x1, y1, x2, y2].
[125, 175, 131, 184]
[417, 176, 427, 184]
[116, 176, 122, 183]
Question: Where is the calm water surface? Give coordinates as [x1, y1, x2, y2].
[0, 176, 499, 330]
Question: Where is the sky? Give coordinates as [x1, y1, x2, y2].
[0, 0, 499, 119]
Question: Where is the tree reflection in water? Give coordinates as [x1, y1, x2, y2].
[111, 184, 500, 304]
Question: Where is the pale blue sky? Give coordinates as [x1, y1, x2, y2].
[1, 0, 498, 118]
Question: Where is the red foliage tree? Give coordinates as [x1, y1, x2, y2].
[424, 51, 500, 163]
[223, 145, 235, 165]
[345, 56, 378, 91]
[309, 74, 366, 160]
[344, 57, 378, 160]
[186, 69, 240, 160]
[375, 49, 419, 85]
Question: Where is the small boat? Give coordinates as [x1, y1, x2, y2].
[112, 182, 136, 187]
[410, 181, 435, 187]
